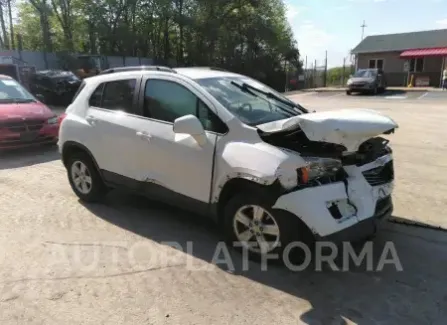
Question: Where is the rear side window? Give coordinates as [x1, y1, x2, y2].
[71, 81, 86, 103]
[89, 83, 104, 107]
[88, 79, 136, 113]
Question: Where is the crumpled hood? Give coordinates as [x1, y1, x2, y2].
[257, 109, 398, 152]
[0, 102, 55, 121]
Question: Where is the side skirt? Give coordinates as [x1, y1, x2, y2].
[101, 170, 217, 221]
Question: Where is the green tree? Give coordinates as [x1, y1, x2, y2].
[14, 0, 301, 90]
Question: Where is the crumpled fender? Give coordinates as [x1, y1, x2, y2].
[212, 141, 306, 202]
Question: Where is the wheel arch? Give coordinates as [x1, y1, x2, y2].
[61, 141, 102, 178]
[214, 177, 283, 226]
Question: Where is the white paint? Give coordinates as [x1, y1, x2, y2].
[59, 68, 397, 244]
[385, 95, 407, 99]
[258, 108, 398, 151]
[274, 154, 394, 236]
[417, 92, 429, 100]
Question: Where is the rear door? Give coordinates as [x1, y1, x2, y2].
[84, 76, 144, 182]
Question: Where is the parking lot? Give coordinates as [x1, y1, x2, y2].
[304, 89, 447, 102]
[1, 92, 447, 325]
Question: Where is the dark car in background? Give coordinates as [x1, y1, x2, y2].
[346, 68, 386, 95]
[29, 70, 82, 106]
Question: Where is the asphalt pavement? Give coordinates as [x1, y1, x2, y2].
[302, 90, 447, 102]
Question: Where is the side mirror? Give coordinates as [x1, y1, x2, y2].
[35, 94, 45, 102]
[173, 115, 206, 145]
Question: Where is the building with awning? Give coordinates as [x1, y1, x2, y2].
[351, 29, 447, 87]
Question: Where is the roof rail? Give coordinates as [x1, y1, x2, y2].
[99, 65, 176, 75]
[179, 66, 228, 72]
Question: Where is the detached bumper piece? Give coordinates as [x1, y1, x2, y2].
[319, 196, 393, 243]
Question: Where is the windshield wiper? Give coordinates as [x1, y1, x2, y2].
[10, 98, 36, 103]
[231, 81, 308, 113]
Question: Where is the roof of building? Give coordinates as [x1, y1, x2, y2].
[351, 29, 447, 54]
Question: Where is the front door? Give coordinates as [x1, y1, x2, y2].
[133, 76, 228, 204]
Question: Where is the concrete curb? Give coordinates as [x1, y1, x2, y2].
[388, 217, 447, 232]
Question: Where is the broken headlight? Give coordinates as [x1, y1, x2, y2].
[298, 157, 343, 183]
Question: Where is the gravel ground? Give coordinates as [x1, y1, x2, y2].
[1, 95, 447, 325]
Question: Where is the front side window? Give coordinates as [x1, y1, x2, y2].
[89, 79, 136, 112]
[144, 79, 227, 133]
[196, 76, 303, 126]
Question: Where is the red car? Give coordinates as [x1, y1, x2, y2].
[0, 74, 61, 150]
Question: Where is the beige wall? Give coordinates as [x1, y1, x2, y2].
[357, 52, 404, 72]
[356, 52, 444, 86]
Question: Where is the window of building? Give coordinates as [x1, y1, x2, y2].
[409, 58, 424, 72]
[368, 59, 384, 69]
[88, 79, 136, 113]
[144, 79, 228, 133]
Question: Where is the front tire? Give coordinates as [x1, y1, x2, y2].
[223, 191, 314, 263]
[67, 152, 108, 202]
[346, 90, 352, 95]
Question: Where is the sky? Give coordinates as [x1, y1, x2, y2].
[285, 0, 447, 68]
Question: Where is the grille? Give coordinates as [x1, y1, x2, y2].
[0, 119, 45, 133]
[362, 160, 394, 186]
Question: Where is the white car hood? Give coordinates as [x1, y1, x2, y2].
[257, 109, 398, 152]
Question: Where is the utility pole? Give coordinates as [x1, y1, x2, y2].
[323, 50, 328, 87]
[361, 20, 367, 40]
[304, 55, 307, 88]
[342, 57, 346, 86]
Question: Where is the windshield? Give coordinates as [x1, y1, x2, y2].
[353, 69, 376, 78]
[196, 76, 305, 126]
[0, 79, 36, 103]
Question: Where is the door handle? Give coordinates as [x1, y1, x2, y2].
[136, 131, 152, 141]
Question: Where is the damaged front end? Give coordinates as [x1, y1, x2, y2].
[258, 112, 396, 239]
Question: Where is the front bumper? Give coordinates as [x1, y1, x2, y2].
[0, 124, 59, 150]
[347, 83, 374, 91]
[319, 196, 393, 243]
[273, 154, 394, 242]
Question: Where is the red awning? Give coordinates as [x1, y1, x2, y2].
[400, 47, 447, 58]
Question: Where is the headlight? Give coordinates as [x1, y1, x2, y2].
[347, 79, 352, 85]
[47, 116, 58, 124]
[298, 157, 342, 183]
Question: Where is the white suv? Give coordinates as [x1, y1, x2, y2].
[58, 66, 397, 259]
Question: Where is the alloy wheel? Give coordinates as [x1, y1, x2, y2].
[233, 204, 281, 254]
[70, 160, 93, 194]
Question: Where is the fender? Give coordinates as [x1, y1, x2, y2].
[211, 140, 306, 203]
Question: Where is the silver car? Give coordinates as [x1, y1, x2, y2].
[346, 68, 386, 95]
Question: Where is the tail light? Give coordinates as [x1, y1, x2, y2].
[58, 113, 67, 124]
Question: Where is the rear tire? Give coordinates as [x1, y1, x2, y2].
[66, 152, 108, 202]
[222, 190, 315, 264]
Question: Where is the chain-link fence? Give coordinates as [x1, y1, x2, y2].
[289, 54, 355, 90]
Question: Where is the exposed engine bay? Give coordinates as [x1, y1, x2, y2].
[259, 126, 393, 189]
[258, 126, 391, 166]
